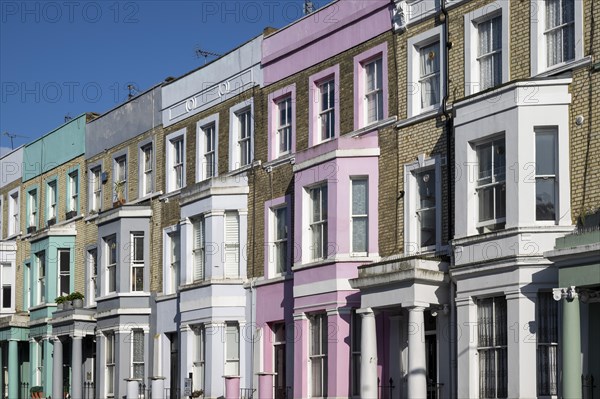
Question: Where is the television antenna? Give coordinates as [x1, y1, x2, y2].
[195, 47, 222, 65]
[3, 132, 29, 149]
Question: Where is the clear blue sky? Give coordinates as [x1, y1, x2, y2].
[0, 0, 332, 156]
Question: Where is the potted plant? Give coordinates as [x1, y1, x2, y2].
[55, 296, 66, 310]
[69, 292, 85, 308]
[113, 181, 126, 207]
[30, 386, 44, 399]
[191, 390, 204, 398]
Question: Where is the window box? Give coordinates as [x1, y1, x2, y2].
[47, 217, 56, 227]
[27, 226, 37, 234]
[65, 210, 77, 220]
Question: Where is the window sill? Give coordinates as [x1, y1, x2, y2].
[263, 154, 295, 172]
[397, 108, 441, 129]
[132, 190, 163, 204]
[535, 56, 592, 78]
[292, 258, 337, 271]
[226, 160, 261, 176]
[84, 213, 99, 222]
[160, 189, 182, 202]
[252, 273, 293, 288]
[349, 116, 398, 138]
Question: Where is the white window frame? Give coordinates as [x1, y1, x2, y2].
[58, 248, 70, 297]
[309, 65, 340, 147]
[88, 248, 98, 306]
[277, 96, 293, 157]
[364, 58, 384, 125]
[353, 44, 388, 130]
[105, 235, 117, 294]
[131, 329, 144, 379]
[229, 100, 254, 171]
[535, 127, 558, 223]
[139, 141, 154, 197]
[407, 26, 444, 118]
[165, 129, 186, 193]
[309, 313, 328, 398]
[0, 263, 14, 310]
[47, 179, 57, 222]
[268, 85, 296, 160]
[350, 178, 369, 256]
[36, 251, 45, 305]
[272, 205, 288, 276]
[131, 233, 144, 292]
[28, 188, 38, 229]
[404, 156, 442, 255]
[89, 165, 102, 213]
[105, 332, 116, 397]
[113, 155, 127, 203]
[464, 2, 510, 96]
[193, 325, 205, 391]
[68, 170, 79, 214]
[192, 217, 205, 282]
[8, 190, 19, 236]
[308, 184, 328, 261]
[196, 115, 219, 182]
[224, 322, 240, 376]
[224, 211, 240, 278]
[531, 0, 584, 76]
[169, 231, 180, 294]
[475, 136, 506, 233]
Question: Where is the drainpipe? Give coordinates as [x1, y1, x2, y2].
[440, 2, 456, 397]
[441, 0, 453, 241]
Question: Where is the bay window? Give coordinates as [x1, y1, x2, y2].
[225, 322, 240, 376]
[224, 212, 240, 278]
[535, 129, 558, 221]
[105, 236, 117, 294]
[351, 179, 368, 254]
[537, 292, 559, 396]
[132, 330, 144, 379]
[476, 137, 506, 232]
[131, 233, 144, 292]
[310, 185, 328, 260]
[193, 218, 205, 281]
[58, 249, 70, 297]
[106, 332, 115, 397]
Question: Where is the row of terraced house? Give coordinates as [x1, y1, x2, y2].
[1, 0, 599, 398]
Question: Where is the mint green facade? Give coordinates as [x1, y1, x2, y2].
[27, 235, 76, 397]
[0, 322, 30, 399]
[22, 114, 87, 182]
[548, 230, 600, 399]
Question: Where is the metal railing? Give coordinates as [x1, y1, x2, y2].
[20, 382, 29, 399]
[163, 387, 180, 399]
[274, 386, 291, 399]
[427, 382, 444, 399]
[240, 388, 255, 399]
[583, 374, 596, 399]
[377, 377, 395, 399]
[83, 382, 95, 399]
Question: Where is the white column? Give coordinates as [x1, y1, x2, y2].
[507, 290, 537, 398]
[456, 297, 478, 399]
[358, 308, 377, 399]
[406, 305, 427, 399]
[71, 336, 83, 399]
[205, 322, 225, 398]
[52, 337, 63, 399]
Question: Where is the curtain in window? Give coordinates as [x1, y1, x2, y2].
[537, 293, 558, 395]
[478, 16, 502, 90]
[419, 42, 440, 108]
[546, 0, 575, 66]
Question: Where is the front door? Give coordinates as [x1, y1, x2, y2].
[273, 323, 287, 399]
[424, 312, 438, 399]
[168, 333, 179, 399]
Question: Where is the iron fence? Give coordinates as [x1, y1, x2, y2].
[83, 381, 95, 399]
[427, 382, 444, 399]
[240, 388, 255, 399]
[377, 377, 395, 399]
[583, 374, 596, 399]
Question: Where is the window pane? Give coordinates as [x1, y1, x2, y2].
[2, 286, 11, 308]
[419, 209, 436, 247]
[416, 171, 436, 209]
[133, 235, 144, 262]
[352, 218, 368, 253]
[536, 133, 556, 175]
[352, 180, 368, 215]
[536, 178, 556, 220]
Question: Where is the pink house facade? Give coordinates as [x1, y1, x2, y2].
[255, 1, 396, 398]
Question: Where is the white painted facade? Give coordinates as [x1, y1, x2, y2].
[451, 78, 575, 398]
